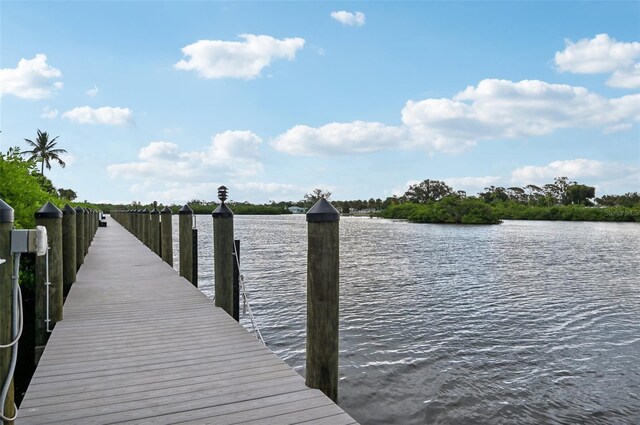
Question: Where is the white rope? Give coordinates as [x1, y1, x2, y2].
[232, 246, 265, 345]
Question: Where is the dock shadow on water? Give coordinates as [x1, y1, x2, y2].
[173, 216, 640, 425]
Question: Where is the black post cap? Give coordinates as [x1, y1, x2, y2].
[161, 206, 172, 214]
[150, 208, 160, 215]
[35, 201, 63, 219]
[178, 204, 193, 215]
[212, 202, 234, 218]
[141, 208, 149, 213]
[75, 206, 84, 213]
[306, 198, 340, 223]
[63, 204, 76, 215]
[0, 199, 14, 223]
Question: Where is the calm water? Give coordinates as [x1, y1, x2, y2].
[172, 215, 640, 424]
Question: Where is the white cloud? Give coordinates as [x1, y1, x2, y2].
[330, 11, 366, 27]
[40, 106, 58, 119]
[107, 131, 265, 202]
[174, 34, 305, 79]
[510, 159, 638, 184]
[62, 106, 134, 126]
[444, 176, 504, 193]
[275, 79, 639, 156]
[0, 54, 63, 99]
[272, 121, 407, 156]
[86, 85, 99, 97]
[554, 34, 640, 89]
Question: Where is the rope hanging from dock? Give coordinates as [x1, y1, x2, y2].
[233, 246, 265, 345]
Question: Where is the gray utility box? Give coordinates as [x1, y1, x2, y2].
[11, 227, 48, 256]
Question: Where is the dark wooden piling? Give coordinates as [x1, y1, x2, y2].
[83, 208, 90, 256]
[140, 208, 149, 249]
[35, 202, 64, 364]
[212, 186, 234, 318]
[0, 199, 15, 423]
[233, 239, 240, 322]
[74, 206, 84, 271]
[178, 205, 194, 285]
[150, 205, 160, 256]
[305, 198, 340, 402]
[192, 228, 198, 287]
[160, 207, 173, 266]
[61, 205, 76, 297]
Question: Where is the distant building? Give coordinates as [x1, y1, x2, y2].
[288, 206, 306, 214]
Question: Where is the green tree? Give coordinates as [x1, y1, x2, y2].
[303, 188, 332, 207]
[24, 129, 67, 175]
[404, 180, 453, 203]
[58, 188, 78, 201]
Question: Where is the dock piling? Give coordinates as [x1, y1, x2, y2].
[305, 197, 340, 402]
[61, 205, 76, 297]
[35, 202, 64, 364]
[212, 186, 234, 318]
[178, 205, 194, 285]
[0, 199, 15, 423]
[160, 206, 173, 266]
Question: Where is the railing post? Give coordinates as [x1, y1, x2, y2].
[150, 203, 160, 256]
[35, 202, 64, 364]
[305, 197, 340, 402]
[212, 186, 234, 317]
[178, 205, 194, 285]
[61, 205, 76, 298]
[74, 206, 84, 271]
[160, 207, 173, 266]
[0, 199, 15, 422]
[192, 228, 198, 287]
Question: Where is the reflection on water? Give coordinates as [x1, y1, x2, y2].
[173, 216, 640, 424]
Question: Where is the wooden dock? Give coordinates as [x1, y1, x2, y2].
[18, 216, 357, 424]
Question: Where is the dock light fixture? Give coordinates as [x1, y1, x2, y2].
[218, 186, 228, 204]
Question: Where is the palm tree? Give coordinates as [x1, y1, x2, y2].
[24, 129, 67, 174]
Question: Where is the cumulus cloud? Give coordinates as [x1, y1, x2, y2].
[108, 131, 263, 187]
[41, 106, 58, 119]
[510, 158, 638, 184]
[555, 34, 640, 89]
[273, 121, 407, 156]
[331, 11, 366, 27]
[444, 176, 504, 193]
[86, 85, 99, 97]
[174, 34, 305, 79]
[62, 106, 133, 126]
[274, 79, 639, 156]
[0, 54, 63, 99]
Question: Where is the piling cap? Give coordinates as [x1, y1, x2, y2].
[161, 206, 172, 215]
[63, 204, 76, 215]
[306, 198, 340, 222]
[150, 208, 160, 215]
[178, 204, 193, 215]
[35, 201, 63, 219]
[0, 199, 14, 223]
[75, 206, 84, 213]
[141, 208, 149, 213]
[212, 202, 233, 218]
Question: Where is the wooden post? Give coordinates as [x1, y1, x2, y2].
[150, 204, 160, 256]
[305, 198, 340, 402]
[74, 206, 84, 271]
[61, 205, 76, 298]
[35, 202, 64, 364]
[83, 208, 90, 256]
[178, 205, 194, 285]
[141, 208, 149, 248]
[233, 239, 240, 322]
[192, 228, 198, 288]
[160, 207, 173, 266]
[212, 186, 234, 317]
[0, 199, 15, 422]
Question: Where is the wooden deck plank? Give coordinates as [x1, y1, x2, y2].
[18, 217, 357, 424]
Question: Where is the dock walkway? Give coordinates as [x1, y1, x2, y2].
[18, 217, 357, 424]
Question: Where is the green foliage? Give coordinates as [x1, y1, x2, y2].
[404, 179, 454, 203]
[0, 147, 56, 228]
[380, 197, 501, 224]
[23, 129, 67, 175]
[58, 188, 78, 201]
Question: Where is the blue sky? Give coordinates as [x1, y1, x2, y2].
[1, 1, 638, 204]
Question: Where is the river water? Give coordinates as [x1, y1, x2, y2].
[172, 215, 640, 424]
